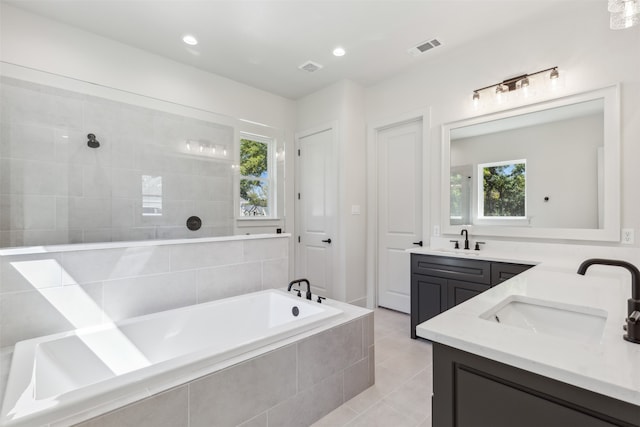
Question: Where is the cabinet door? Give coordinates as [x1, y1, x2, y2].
[456, 369, 620, 427]
[491, 262, 534, 285]
[411, 274, 447, 338]
[447, 280, 491, 309]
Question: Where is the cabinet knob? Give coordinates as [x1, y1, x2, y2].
[412, 241, 423, 247]
[321, 238, 332, 244]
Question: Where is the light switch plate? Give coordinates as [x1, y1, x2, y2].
[622, 228, 634, 245]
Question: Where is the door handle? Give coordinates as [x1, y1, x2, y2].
[322, 238, 332, 244]
[412, 240, 423, 247]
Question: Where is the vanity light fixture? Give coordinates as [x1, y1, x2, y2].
[471, 67, 559, 105]
[609, 0, 639, 29]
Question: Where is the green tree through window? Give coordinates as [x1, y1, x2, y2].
[481, 161, 526, 217]
[240, 138, 270, 216]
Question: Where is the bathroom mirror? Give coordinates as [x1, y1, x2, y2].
[0, 65, 286, 248]
[442, 85, 620, 241]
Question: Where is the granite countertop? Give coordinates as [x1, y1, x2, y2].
[414, 248, 640, 406]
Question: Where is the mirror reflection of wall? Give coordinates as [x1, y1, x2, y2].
[450, 99, 604, 229]
[449, 165, 472, 225]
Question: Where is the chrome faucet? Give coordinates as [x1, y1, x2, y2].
[577, 258, 640, 344]
[288, 278, 312, 300]
[460, 229, 470, 250]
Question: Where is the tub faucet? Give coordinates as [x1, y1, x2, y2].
[460, 229, 470, 250]
[577, 258, 640, 344]
[288, 278, 312, 300]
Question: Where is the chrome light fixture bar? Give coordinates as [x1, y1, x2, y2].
[609, 0, 640, 29]
[472, 67, 559, 105]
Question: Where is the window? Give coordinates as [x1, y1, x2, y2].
[239, 136, 273, 217]
[142, 175, 162, 216]
[478, 159, 526, 219]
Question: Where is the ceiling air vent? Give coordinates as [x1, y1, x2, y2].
[298, 61, 324, 73]
[407, 38, 442, 57]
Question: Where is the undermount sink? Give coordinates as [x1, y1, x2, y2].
[480, 296, 607, 343]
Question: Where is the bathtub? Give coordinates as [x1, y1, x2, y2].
[0, 289, 343, 426]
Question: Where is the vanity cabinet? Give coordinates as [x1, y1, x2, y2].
[411, 254, 532, 338]
[432, 343, 639, 427]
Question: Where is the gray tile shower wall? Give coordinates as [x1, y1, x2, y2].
[0, 77, 236, 247]
[72, 314, 375, 427]
[0, 236, 289, 349]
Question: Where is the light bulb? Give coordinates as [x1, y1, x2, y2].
[472, 92, 480, 108]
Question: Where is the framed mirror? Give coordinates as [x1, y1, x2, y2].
[442, 85, 620, 241]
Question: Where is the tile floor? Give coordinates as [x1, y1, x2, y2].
[311, 308, 433, 427]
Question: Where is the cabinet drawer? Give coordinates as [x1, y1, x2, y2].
[412, 254, 491, 285]
[491, 262, 534, 285]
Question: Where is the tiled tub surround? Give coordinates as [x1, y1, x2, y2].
[0, 235, 290, 403]
[1, 289, 370, 427]
[0, 76, 236, 247]
[18, 302, 372, 427]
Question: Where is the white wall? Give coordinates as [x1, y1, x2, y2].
[0, 4, 295, 129]
[296, 80, 367, 305]
[365, 2, 640, 247]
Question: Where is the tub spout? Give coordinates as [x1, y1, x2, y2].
[288, 278, 312, 300]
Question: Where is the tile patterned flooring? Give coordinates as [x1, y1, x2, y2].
[312, 308, 433, 427]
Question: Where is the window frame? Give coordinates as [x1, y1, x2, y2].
[477, 158, 527, 221]
[237, 133, 276, 220]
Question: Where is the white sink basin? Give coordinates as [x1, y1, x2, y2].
[480, 296, 607, 343]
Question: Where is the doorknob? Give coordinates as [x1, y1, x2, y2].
[322, 238, 332, 244]
[412, 240, 423, 247]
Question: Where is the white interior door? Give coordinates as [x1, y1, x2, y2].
[377, 119, 423, 313]
[296, 127, 336, 298]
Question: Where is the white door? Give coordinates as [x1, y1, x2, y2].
[296, 127, 336, 298]
[377, 119, 423, 313]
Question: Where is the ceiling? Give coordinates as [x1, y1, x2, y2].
[6, 1, 589, 99]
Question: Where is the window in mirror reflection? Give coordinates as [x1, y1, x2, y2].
[142, 175, 163, 216]
[239, 136, 273, 217]
[450, 165, 472, 225]
[479, 160, 526, 219]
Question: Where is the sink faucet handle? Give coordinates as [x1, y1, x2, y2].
[449, 240, 460, 249]
[475, 241, 485, 251]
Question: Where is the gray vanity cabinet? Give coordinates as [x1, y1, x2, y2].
[411, 253, 532, 338]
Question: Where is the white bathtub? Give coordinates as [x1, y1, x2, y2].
[0, 289, 342, 426]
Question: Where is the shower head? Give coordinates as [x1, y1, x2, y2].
[87, 133, 100, 148]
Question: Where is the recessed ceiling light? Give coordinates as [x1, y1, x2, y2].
[182, 34, 198, 46]
[333, 47, 346, 57]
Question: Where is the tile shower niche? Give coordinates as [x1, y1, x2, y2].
[0, 76, 239, 247]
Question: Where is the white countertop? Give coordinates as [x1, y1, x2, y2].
[414, 248, 640, 406]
